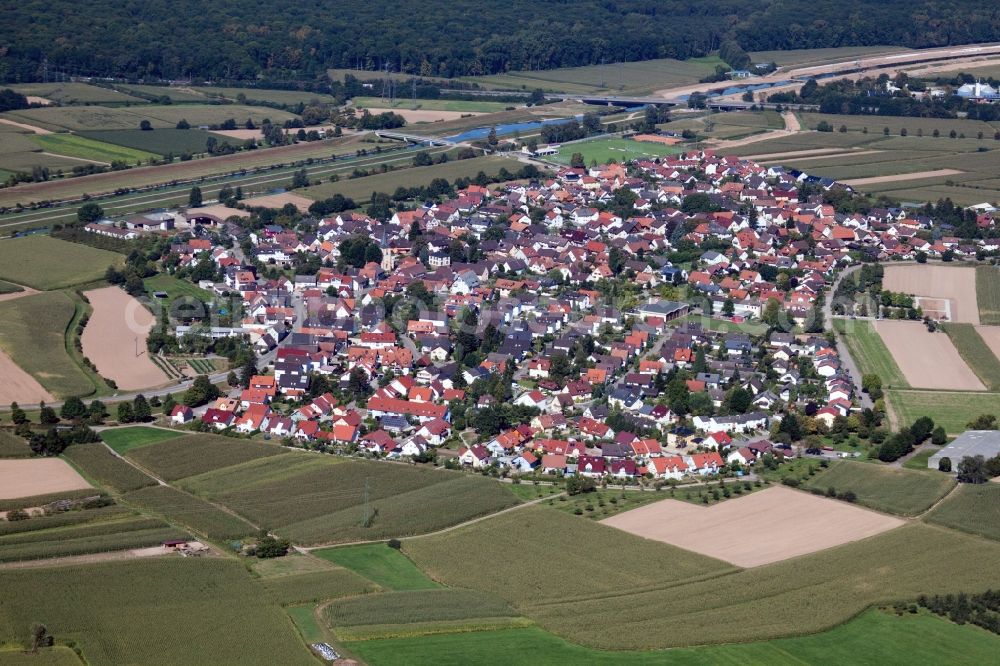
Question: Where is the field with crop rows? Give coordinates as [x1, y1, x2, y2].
[925, 483, 1000, 542]
[78, 129, 241, 156]
[979, 266, 1000, 325]
[63, 443, 158, 493]
[0, 558, 320, 665]
[0, 236, 121, 290]
[258, 569, 379, 606]
[406, 506, 1000, 649]
[833, 319, 909, 388]
[4, 104, 300, 132]
[802, 461, 954, 516]
[0, 431, 32, 458]
[324, 589, 517, 636]
[123, 485, 257, 541]
[347, 608, 1000, 666]
[191, 86, 338, 105]
[32, 133, 157, 164]
[0, 291, 95, 399]
[0, 515, 182, 562]
[299, 156, 523, 202]
[125, 434, 288, 481]
[100, 426, 183, 454]
[313, 544, 440, 590]
[888, 389, 1000, 435]
[942, 323, 1000, 390]
[0, 488, 99, 512]
[0, 504, 130, 537]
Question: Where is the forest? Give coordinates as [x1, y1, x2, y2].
[4, 0, 1000, 83]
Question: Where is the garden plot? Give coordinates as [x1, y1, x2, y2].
[0, 459, 92, 499]
[883, 265, 979, 324]
[874, 320, 985, 390]
[601, 486, 903, 567]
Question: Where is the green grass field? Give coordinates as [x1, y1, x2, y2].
[62, 443, 158, 493]
[406, 506, 1000, 649]
[0, 646, 85, 664]
[0, 280, 24, 294]
[925, 483, 1000, 542]
[347, 609, 1000, 666]
[313, 544, 441, 590]
[8, 82, 145, 105]
[299, 156, 524, 203]
[99, 426, 183, 454]
[0, 558, 320, 665]
[902, 447, 938, 470]
[942, 323, 1000, 390]
[547, 136, 682, 166]
[802, 460, 954, 516]
[0, 291, 95, 398]
[4, 104, 300, 132]
[191, 86, 337, 106]
[125, 434, 288, 482]
[888, 389, 1000, 435]
[259, 569, 379, 606]
[32, 134, 157, 165]
[77, 129, 240, 157]
[351, 96, 514, 114]
[978, 265, 1000, 325]
[143, 273, 213, 304]
[0, 431, 32, 458]
[0, 236, 121, 290]
[833, 319, 909, 388]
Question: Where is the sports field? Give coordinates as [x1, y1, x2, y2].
[547, 136, 682, 166]
[0, 236, 121, 291]
[888, 389, 1000, 435]
[833, 319, 908, 388]
[347, 609, 1000, 666]
[802, 460, 954, 516]
[0, 291, 95, 399]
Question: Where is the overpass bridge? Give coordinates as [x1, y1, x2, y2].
[374, 130, 457, 146]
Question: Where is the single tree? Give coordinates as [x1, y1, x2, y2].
[188, 186, 203, 207]
[132, 394, 151, 422]
[77, 202, 104, 225]
[938, 456, 952, 473]
[139, 119, 153, 131]
[117, 401, 135, 424]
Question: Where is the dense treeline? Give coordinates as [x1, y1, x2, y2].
[5, 1, 1000, 83]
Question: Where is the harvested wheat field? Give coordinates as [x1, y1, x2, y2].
[0, 349, 53, 406]
[841, 169, 964, 186]
[601, 486, 903, 567]
[242, 192, 314, 212]
[187, 204, 249, 220]
[883, 264, 980, 324]
[0, 458, 92, 499]
[211, 128, 264, 141]
[81, 287, 166, 391]
[874, 320, 985, 390]
[975, 326, 1000, 365]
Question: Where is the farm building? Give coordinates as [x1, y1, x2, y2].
[928, 430, 1000, 469]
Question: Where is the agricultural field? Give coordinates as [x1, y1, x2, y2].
[0, 505, 130, 537]
[883, 265, 980, 325]
[125, 434, 288, 482]
[190, 86, 337, 106]
[661, 110, 785, 142]
[888, 389, 1000, 435]
[601, 486, 903, 567]
[62, 443, 158, 493]
[259, 568, 379, 606]
[802, 460, 954, 516]
[874, 321, 985, 391]
[99, 426, 183, 455]
[3, 104, 299, 132]
[0, 646, 84, 665]
[32, 134, 157, 165]
[0, 291, 95, 399]
[547, 137, 682, 166]
[0, 431, 31, 458]
[313, 543, 440, 590]
[7, 82, 145, 105]
[346, 609, 1000, 666]
[179, 454, 518, 545]
[0, 515, 182, 563]
[122, 485, 257, 541]
[0, 125, 93, 176]
[552, 487, 677, 520]
[749, 45, 912, 67]
[833, 319, 909, 388]
[323, 589, 519, 640]
[0, 458, 92, 500]
[0, 236, 121, 290]
[979, 265, 1000, 325]
[405, 507, 1000, 649]
[299, 156, 524, 203]
[77, 129, 241, 157]
[0, 558, 320, 665]
[462, 55, 728, 94]
[943, 323, 1000, 390]
[351, 96, 514, 114]
[0, 487, 100, 513]
[0, 280, 24, 295]
[925, 483, 1000, 542]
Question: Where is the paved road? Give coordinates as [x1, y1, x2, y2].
[824, 265, 874, 411]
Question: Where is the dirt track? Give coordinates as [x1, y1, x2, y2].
[81, 287, 167, 391]
[0, 118, 52, 134]
[710, 112, 800, 150]
[601, 486, 902, 567]
[0, 458, 92, 499]
[874, 319, 985, 390]
[841, 169, 963, 187]
[883, 264, 980, 324]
